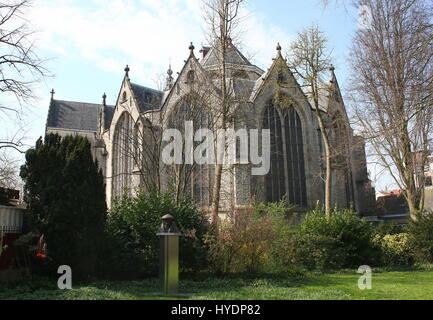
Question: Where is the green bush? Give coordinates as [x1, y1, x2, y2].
[373, 233, 413, 266]
[408, 212, 433, 263]
[373, 222, 407, 237]
[101, 191, 209, 279]
[290, 207, 378, 270]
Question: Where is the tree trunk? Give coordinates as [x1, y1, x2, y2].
[406, 188, 421, 221]
[211, 163, 223, 223]
[324, 140, 332, 219]
[315, 94, 333, 219]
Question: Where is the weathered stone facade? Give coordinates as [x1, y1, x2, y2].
[46, 41, 375, 216]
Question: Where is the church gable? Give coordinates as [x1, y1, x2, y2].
[160, 44, 219, 116]
[109, 67, 163, 132]
[250, 46, 311, 110]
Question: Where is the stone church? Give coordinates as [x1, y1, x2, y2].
[45, 40, 375, 215]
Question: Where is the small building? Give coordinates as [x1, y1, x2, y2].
[376, 189, 409, 224]
[0, 188, 25, 270]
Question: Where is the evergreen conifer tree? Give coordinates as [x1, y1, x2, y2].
[20, 134, 107, 277]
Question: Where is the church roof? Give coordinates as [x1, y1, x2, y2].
[104, 106, 115, 130]
[130, 83, 164, 112]
[232, 78, 256, 100]
[201, 43, 253, 67]
[46, 99, 114, 132]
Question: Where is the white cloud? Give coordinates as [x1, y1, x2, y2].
[29, 0, 291, 86]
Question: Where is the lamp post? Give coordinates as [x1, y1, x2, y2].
[156, 214, 182, 295]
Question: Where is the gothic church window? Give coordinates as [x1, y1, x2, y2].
[112, 112, 134, 199]
[167, 97, 212, 207]
[283, 107, 307, 206]
[263, 103, 307, 207]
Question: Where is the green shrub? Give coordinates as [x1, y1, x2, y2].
[408, 212, 433, 263]
[373, 222, 407, 237]
[290, 207, 378, 270]
[101, 190, 209, 279]
[372, 233, 413, 266]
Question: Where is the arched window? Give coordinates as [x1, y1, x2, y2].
[166, 97, 212, 207]
[283, 108, 307, 207]
[263, 103, 307, 207]
[263, 104, 286, 202]
[112, 112, 134, 199]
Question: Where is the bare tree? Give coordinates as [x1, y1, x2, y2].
[0, 0, 49, 152]
[349, 0, 433, 220]
[287, 24, 334, 218]
[0, 148, 20, 189]
[320, 0, 349, 8]
[202, 0, 245, 222]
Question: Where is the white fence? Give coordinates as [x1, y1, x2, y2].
[0, 205, 24, 233]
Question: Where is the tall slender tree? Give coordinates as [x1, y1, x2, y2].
[202, 0, 245, 222]
[287, 24, 334, 218]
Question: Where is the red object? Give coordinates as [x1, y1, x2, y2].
[35, 253, 47, 259]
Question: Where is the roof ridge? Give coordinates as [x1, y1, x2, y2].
[130, 82, 163, 94]
[53, 99, 114, 108]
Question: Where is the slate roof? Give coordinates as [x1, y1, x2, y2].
[130, 83, 164, 112]
[104, 105, 115, 130]
[46, 100, 114, 132]
[201, 44, 253, 67]
[232, 78, 256, 100]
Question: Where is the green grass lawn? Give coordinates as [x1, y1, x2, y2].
[1, 268, 433, 300]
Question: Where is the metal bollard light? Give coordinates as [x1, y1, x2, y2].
[156, 214, 182, 295]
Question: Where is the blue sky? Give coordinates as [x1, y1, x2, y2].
[2, 0, 394, 190]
